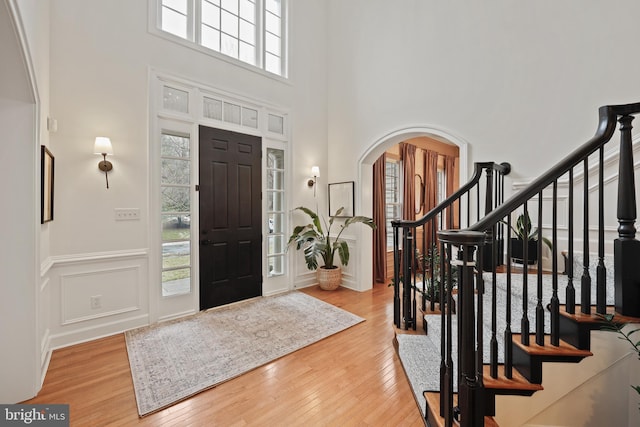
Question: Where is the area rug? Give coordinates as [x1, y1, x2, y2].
[125, 291, 364, 416]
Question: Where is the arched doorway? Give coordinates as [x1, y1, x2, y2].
[355, 126, 469, 291]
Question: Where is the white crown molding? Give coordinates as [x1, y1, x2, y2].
[50, 249, 149, 267]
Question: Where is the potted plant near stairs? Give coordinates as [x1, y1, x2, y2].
[288, 206, 376, 290]
[505, 212, 552, 265]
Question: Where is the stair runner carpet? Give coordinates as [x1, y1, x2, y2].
[396, 267, 615, 418]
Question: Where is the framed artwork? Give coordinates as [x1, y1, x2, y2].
[328, 181, 355, 217]
[41, 145, 54, 224]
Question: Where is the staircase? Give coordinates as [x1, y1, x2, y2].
[392, 102, 640, 426]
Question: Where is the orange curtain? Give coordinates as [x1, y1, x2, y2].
[401, 143, 416, 221]
[373, 154, 387, 283]
[423, 149, 439, 246]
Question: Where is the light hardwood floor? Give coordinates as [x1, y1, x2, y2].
[25, 284, 424, 426]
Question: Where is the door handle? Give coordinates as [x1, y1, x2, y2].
[200, 239, 214, 246]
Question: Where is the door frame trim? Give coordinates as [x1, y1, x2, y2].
[149, 70, 290, 323]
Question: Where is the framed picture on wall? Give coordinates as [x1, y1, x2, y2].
[41, 145, 54, 224]
[328, 181, 355, 217]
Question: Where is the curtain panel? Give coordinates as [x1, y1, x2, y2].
[373, 154, 387, 283]
[401, 143, 416, 221]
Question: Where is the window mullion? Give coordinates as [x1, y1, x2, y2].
[192, 0, 200, 43]
[257, 0, 265, 70]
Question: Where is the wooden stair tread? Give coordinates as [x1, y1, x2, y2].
[512, 334, 592, 357]
[560, 305, 640, 324]
[482, 365, 543, 393]
[424, 391, 499, 427]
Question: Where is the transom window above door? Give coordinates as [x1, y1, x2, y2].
[152, 0, 287, 78]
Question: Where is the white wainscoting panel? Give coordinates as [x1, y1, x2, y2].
[48, 250, 149, 349]
[61, 266, 141, 325]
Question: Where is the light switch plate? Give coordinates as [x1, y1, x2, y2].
[115, 208, 140, 221]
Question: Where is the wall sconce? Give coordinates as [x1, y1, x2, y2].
[307, 165, 320, 197]
[94, 137, 113, 189]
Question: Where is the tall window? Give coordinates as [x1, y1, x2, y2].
[437, 168, 446, 204]
[266, 148, 285, 276]
[155, 0, 287, 77]
[161, 132, 192, 296]
[385, 158, 402, 249]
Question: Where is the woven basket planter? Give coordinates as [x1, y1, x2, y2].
[317, 266, 342, 290]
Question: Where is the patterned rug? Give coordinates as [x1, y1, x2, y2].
[125, 291, 364, 416]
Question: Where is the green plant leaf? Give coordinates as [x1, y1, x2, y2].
[295, 206, 323, 235]
[289, 205, 374, 271]
[336, 240, 349, 266]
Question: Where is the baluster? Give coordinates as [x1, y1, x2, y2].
[393, 225, 401, 327]
[407, 227, 418, 331]
[440, 241, 453, 423]
[483, 167, 494, 272]
[468, 189, 471, 227]
[566, 168, 575, 314]
[477, 183, 480, 224]
[521, 202, 530, 346]
[581, 157, 591, 315]
[535, 192, 544, 346]
[551, 180, 560, 346]
[458, 188, 462, 229]
[597, 147, 606, 314]
[504, 215, 513, 379]
[499, 167, 506, 266]
[490, 225, 498, 378]
[403, 227, 413, 329]
[477, 244, 487, 385]
[431, 220, 437, 311]
[411, 227, 417, 331]
[420, 223, 425, 312]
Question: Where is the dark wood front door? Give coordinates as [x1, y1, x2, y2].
[199, 126, 262, 310]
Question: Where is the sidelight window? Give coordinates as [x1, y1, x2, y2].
[161, 132, 192, 296]
[266, 148, 285, 276]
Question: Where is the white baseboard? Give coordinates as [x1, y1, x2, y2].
[49, 314, 149, 350]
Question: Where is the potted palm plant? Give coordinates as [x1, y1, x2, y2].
[288, 206, 376, 290]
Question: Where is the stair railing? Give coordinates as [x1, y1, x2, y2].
[437, 102, 640, 426]
[391, 161, 511, 330]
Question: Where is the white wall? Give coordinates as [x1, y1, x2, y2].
[44, 0, 328, 345]
[326, 0, 640, 290]
[0, 97, 38, 403]
[48, 0, 328, 256]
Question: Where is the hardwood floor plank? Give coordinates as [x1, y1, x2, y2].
[24, 284, 424, 426]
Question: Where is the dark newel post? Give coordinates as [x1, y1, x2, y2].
[458, 242, 484, 427]
[614, 114, 640, 316]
